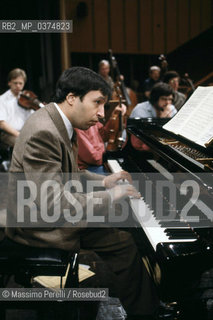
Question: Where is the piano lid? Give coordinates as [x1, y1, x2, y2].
[127, 118, 213, 174]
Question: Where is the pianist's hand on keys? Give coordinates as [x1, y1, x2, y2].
[102, 171, 141, 202]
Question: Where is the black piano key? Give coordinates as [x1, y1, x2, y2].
[160, 221, 189, 228]
[165, 228, 194, 234]
[165, 228, 197, 240]
[168, 234, 197, 240]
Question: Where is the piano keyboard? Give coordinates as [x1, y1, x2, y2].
[107, 159, 197, 251]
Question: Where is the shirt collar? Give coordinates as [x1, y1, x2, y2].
[9, 89, 17, 99]
[54, 103, 73, 140]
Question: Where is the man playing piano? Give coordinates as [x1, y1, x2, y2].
[6, 67, 159, 319]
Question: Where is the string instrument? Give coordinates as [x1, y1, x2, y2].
[109, 49, 137, 117]
[104, 49, 138, 152]
[18, 90, 45, 111]
[106, 85, 125, 152]
[158, 54, 168, 76]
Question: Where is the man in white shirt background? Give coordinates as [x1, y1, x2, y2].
[0, 68, 33, 147]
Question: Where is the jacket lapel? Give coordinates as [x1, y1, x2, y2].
[45, 103, 72, 149]
[45, 103, 78, 172]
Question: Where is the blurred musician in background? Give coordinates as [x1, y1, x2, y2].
[163, 70, 186, 111]
[142, 66, 161, 100]
[0, 68, 33, 147]
[98, 59, 114, 89]
[130, 83, 177, 151]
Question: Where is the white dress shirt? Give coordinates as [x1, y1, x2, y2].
[0, 89, 34, 131]
[54, 102, 73, 140]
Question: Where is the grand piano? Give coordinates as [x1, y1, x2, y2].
[104, 117, 213, 310]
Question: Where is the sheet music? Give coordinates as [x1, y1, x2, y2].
[163, 86, 213, 147]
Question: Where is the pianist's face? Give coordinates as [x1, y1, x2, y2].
[68, 90, 107, 130]
[157, 95, 173, 110]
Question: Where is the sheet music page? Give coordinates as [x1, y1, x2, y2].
[163, 86, 213, 147]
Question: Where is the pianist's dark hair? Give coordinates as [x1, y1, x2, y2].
[54, 67, 112, 103]
[149, 82, 174, 105]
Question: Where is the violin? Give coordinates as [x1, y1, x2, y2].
[106, 85, 125, 152]
[18, 90, 45, 111]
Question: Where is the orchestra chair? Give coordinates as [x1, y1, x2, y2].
[0, 236, 79, 320]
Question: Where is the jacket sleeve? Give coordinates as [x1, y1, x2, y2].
[21, 129, 111, 227]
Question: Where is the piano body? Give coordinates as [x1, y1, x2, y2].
[104, 118, 213, 303]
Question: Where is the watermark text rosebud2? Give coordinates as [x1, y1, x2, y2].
[5, 172, 212, 228]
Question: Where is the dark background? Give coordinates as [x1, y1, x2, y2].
[0, 0, 61, 101]
[0, 0, 213, 101]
